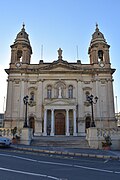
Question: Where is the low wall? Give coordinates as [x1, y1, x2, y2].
[86, 127, 120, 150]
[0, 127, 33, 145]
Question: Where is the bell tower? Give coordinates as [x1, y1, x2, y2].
[10, 24, 32, 65]
[88, 24, 110, 66]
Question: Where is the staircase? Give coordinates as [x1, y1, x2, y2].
[31, 136, 90, 148]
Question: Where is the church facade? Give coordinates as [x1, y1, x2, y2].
[4, 24, 116, 136]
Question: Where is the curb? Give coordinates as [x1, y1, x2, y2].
[11, 146, 120, 160]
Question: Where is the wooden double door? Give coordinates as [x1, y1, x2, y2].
[55, 113, 65, 135]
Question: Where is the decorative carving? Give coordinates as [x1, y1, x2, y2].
[84, 101, 90, 107]
[29, 101, 36, 107]
[100, 79, 106, 84]
[83, 87, 92, 91]
[30, 81, 36, 84]
[15, 80, 20, 84]
[84, 81, 90, 84]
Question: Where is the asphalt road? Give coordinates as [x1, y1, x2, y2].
[0, 149, 120, 180]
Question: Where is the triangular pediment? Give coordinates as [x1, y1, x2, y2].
[50, 65, 70, 71]
[44, 98, 76, 106]
[39, 60, 78, 71]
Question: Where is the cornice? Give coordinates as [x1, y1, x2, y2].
[5, 63, 116, 75]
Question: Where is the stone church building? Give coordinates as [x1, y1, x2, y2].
[4, 24, 116, 136]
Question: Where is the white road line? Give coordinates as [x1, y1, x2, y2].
[74, 165, 113, 173]
[104, 159, 109, 163]
[0, 167, 60, 180]
[0, 153, 119, 174]
[115, 171, 120, 174]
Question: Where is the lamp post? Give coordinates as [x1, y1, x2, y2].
[23, 95, 29, 128]
[87, 94, 98, 127]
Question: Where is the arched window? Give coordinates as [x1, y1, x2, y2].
[47, 85, 52, 99]
[17, 50, 22, 62]
[98, 50, 104, 61]
[68, 85, 73, 98]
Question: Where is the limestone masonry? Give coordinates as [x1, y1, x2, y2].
[4, 24, 116, 136]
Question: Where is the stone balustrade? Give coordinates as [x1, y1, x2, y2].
[86, 127, 120, 150]
[0, 128, 21, 139]
[97, 128, 120, 137]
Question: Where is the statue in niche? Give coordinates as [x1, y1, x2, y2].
[58, 87, 62, 98]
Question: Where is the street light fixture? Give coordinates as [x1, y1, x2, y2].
[23, 95, 29, 128]
[23, 95, 34, 128]
[87, 94, 98, 127]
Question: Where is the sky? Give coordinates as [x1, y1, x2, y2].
[0, 0, 120, 113]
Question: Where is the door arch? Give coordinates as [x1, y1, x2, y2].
[55, 113, 65, 135]
[29, 117, 35, 134]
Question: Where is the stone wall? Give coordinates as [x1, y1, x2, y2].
[86, 127, 120, 150]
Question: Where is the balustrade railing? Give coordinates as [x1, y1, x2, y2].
[97, 128, 120, 137]
[0, 128, 21, 139]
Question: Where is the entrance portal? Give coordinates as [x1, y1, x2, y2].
[55, 113, 65, 135]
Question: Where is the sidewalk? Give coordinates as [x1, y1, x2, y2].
[11, 144, 120, 160]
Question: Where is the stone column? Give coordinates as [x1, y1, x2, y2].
[73, 109, 77, 136]
[66, 109, 70, 136]
[43, 109, 47, 136]
[50, 109, 54, 136]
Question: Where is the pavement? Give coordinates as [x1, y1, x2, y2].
[10, 144, 120, 160]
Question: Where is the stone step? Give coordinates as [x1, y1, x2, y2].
[31, 136, 90, 148]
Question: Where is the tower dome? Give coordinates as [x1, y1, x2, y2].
[14, 23, 32, 48]
[10, 24, 32, 64]
[88, 24, 110, 64]
[90, 24, 107, 45]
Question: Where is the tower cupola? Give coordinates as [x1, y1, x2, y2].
[10, 24, 32, 65]
[88, 24, 110, 65]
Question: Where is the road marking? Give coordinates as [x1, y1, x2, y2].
[0, 167, 61, 180]
[74, 165, 113, 173]
[104, 159, 109, 163]
[115, 171, 120, 174]
[0, 153, 119, 174]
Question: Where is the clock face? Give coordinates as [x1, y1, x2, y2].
[99, 61, 105, 67]
[15, 62, 22, 68]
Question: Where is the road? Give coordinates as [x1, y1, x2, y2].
[0, 149, 120, 180]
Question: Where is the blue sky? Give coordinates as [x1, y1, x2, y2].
[0, 0, 120, 113]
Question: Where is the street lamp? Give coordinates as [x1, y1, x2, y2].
[23, 95, 29, 128]
[87, 94, 98, 127]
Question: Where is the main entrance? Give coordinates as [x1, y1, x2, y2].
[55, 113, 65, 135]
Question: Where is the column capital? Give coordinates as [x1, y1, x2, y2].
[66, 109, 69, 112]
